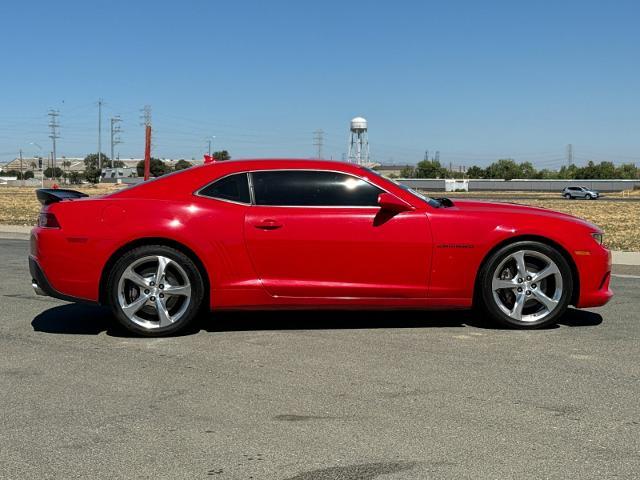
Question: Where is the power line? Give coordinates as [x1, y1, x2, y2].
[313, 129, 324, 159]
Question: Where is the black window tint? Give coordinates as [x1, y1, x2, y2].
[199, 173, 250, 203]
[251, 171, 382, 206]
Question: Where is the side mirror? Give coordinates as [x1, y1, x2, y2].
[377, 192, 413, 214]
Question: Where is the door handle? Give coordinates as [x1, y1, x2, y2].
[254, 219, 283, 230]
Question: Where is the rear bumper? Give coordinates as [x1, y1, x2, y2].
[29, 255, 97, 304]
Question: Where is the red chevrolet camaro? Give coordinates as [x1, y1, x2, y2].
[30, 159, 612, 336]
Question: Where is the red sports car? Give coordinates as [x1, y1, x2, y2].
[30, 159, 612, 336]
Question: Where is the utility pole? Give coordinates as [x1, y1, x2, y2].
[141, 105, 152, 181]
[19, 149, 24, 186]
[313, 129, 324, 159]
[97, 99, 104, 172]
[566, 144, 573, 166]
[110, 116, 123, 169]
[48, 109, 60, 180]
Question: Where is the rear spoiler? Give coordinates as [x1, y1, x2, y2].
[36, 188, 89, 206]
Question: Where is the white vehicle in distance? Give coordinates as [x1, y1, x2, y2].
[562, 186, 600, 200]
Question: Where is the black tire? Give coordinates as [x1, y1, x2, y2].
[585, 194, 592, 200]
[106, 245, 205, 336]
[477, 241, 573, 329]
[564, 193, 571, 199]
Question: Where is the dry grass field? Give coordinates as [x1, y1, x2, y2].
[0, 184, 124, 227]
[0, 185, 638, 251]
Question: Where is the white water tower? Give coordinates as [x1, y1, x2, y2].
[347, 116, 370, 165]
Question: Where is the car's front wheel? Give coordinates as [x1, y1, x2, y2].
[478, 241, 573, 328]
[107, 245, 205, 336]
[585, 193, 592, 200]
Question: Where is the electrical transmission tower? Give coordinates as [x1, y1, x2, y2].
[566, 144, 573, 166]
[313, 129, 324, 159]
[110, 116, 123, 168]
[140, 105, 152, 180]
[48, 109, 60, 175]
[141, 105, 152, 127]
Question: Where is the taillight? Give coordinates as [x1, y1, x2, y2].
[38, 212, 60, 228]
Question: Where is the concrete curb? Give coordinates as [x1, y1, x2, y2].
[0, 225, 31, 240]
[611, 251, 640, 266]
[1, 224, 639, 266]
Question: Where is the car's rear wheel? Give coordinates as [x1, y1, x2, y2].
[107, 245, 205, 336]
[478, 241, 573, 328]
[564, 193, 571, 199]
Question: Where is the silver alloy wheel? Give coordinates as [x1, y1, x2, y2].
[117, 255, 192, 330]
[491, 249, 563, 323]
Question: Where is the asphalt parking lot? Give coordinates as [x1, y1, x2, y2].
[1, 238, 639, 479]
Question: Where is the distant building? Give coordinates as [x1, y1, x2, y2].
[101, 167, 138, 180]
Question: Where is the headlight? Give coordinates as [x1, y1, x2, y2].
[591, 232, 604, 245]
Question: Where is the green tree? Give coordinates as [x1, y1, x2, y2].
[67, 171, 83, 184]
[22, 170, 34, 180]
[615, 163, 639, 179]
[399, 166, 415, 178]
[44, 167, 64, 178]
[136, 158, 169, 177]
[596, 161, 616, 179]
[485, 159, 521, 180]
[212, 150, 231, 161]
[537, 168, 556, 179]
[575, 161, 598, 179]
[174, 159, 193, 171]
[83, 153, 110, 183]
[415, 160, 446, 178]
[3, 169, 21, 178]
[519, 161, 536, 179]
[466, 166, 485, 178]
[557, 164, 578, 179]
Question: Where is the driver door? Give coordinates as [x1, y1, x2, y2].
[243, 170, 432, 298]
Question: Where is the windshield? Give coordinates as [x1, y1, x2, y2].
[361, 167, 441, 207]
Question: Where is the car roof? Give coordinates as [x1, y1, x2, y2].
[203, 158, 365, 172]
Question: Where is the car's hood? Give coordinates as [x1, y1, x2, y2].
[449, 199, 601, 231]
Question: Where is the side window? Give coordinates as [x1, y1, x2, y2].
[199, 173, 251, 204]
[251, 170, 382, 207]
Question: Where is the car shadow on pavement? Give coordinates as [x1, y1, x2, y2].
[202, 307, 603, 333]
[31, 304, 122, 336]
[31, 304, 602, 337]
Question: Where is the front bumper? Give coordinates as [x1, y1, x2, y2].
[575, 247, 613, 308]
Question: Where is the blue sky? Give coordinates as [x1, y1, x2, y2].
[0, 0, 638, 168]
